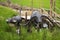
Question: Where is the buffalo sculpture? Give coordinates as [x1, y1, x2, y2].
[6, 11, 55, 34]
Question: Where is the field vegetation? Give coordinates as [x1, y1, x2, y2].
[0, 0, 60, 40]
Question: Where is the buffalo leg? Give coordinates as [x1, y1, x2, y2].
[16, 22, 21, 35]
[27, 21, 32, 33]
[36, 23, 40, 32]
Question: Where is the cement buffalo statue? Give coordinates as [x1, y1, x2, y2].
[6, 11, 55, 34]
[25, 11, 55, 32]
[6, 15, 22, 34]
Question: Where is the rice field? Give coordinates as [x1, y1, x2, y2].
[0, 0, 60, 40]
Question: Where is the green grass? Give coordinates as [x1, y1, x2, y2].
[11, 0, 60, 8]
[0, 6, 20, 40]
[0, 0, 6, 2]
[0, 5, 18, 31]
[11, 0, 50, 8]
